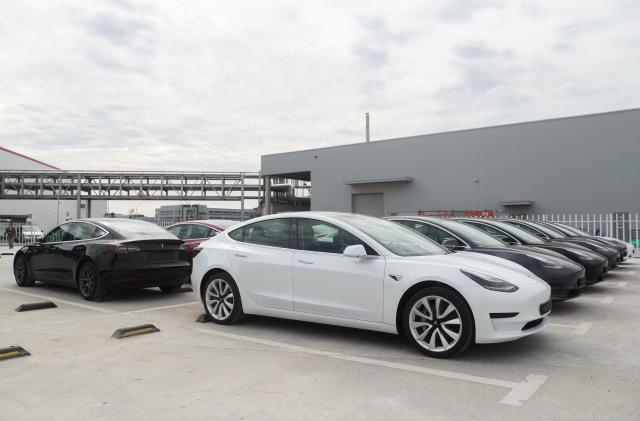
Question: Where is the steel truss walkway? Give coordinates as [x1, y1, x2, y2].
[0, 170, 262, 218]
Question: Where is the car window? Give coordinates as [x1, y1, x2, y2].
[70, 222, 107, 241]
[228, 226, 244, 241]
[396, 220, 461, 246]
[238, 218, 291, 248]
[298, 219, 376, 255]
[167, 225, 184, 239]
[186, 224, 217, 240]
[42, 224, 75, 243]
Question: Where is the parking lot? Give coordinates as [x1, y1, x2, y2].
[1, 253, 639, 421]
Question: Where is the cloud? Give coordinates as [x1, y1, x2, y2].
[0, 0, 638, 179]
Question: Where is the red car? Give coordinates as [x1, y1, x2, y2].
[166, 220, 239, 261]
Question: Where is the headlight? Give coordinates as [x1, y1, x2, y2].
[461, 269, 519, 292]
[526, 253, 563, 269]
[571, 250, 594, 261]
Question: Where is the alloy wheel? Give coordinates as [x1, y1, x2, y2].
[79, 265, 95, 296]
[205, 278, 235, 320]
[14, 257, 26, 284]
[409, 295, 462, 352]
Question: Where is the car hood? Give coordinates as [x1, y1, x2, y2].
[403, 251, 544, 286]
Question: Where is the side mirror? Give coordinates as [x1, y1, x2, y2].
[500, 236, 518, 245]
[343, 244, 368, 258]
[441, 238, 459, 251]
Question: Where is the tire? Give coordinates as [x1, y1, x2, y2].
[77, 261, 106, 302]
[14, 254, 35, 287]
[402, 286, 474, 358]
[159, 284, 181, 294]
[201, 273, 244, 325]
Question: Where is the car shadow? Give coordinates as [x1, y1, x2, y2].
[546, 298, 591, 316]
[219, 314, 552, 365]
[29, 282, 188, 303]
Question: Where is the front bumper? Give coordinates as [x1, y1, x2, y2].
[548, 268, 586, 301]
[465, 282, 552, 344]
[584, 259, 607, 284]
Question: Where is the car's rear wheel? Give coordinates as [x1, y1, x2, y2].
[14, 255, 35, 287]
[202, 273, 244, 324]
[403, 286, 473, 358]
[77, 261, 106, 302]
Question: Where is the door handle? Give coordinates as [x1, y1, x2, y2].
[298, 260, 314, 265]
[234, 253, 248, 258]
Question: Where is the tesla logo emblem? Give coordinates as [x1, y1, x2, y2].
[160, 243, 164, 248]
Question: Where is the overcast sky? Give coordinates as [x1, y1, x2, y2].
[1, 0, 639, 174]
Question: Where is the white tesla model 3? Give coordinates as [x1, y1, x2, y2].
[192, 212, 551, 358]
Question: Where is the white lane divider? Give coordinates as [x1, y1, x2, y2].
[0, 286, 114, 314]
[599, 281, 629, 288]
[195, 327, 547, 407]
[126, 301, 200, 314]
[549, 322, 593, 336]
[609, 270, 636, 276]
[579, 296, 615, 304]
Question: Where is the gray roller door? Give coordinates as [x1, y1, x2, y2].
[352, 193, 384, 217]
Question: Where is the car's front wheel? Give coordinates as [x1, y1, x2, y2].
[14, 255, 35, 287]
[403, 286, 474, 358]
[202, 273, 244, 325]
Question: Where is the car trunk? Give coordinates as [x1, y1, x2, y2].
[117, 239, 186, 265]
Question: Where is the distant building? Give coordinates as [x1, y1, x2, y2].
[0, 147, 107, 230]
[261, 108, 640, 217]
[155, 204, 255, 225]
[207, 207, 256, 221]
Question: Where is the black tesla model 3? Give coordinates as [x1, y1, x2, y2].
[458, 218, 608, 284]
[388, 216, 586, 301]
[498, 219, 620, 270]
[543, 222, 628, 262]
[13, 219, 190, 301]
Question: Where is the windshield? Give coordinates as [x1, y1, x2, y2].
[554, 223, 588, 236]
[332, 214, 447, 256]
[521, 221, 565, 239]
[431, 218, 507, 248]
[97, 219, 174, 239]
[488, 220, 546, 244]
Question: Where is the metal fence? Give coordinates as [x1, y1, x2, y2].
[0, 222, 51, 246]
[510, 213, 639, 257]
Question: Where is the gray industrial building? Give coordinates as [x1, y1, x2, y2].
[261, 108, 640, 217]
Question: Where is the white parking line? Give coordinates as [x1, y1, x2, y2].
[549, 322, 593, 335]
[0, 286, 114, 314]
[611, 270, 636, 276]
[125, 301, 200, 314]
[599, 281, 629, 288]
[578, 296, 615, 304]
[195, 327, 547, 407]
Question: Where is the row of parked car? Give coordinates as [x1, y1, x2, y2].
[12, 213, 633, 358]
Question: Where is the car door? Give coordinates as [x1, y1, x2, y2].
[29, 224, 71, 282]
[55, 222, 107, 285]
[227, 218, 294, 311]
[291, 218, 385, 322]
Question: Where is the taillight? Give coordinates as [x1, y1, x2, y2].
[192, 247, 203, 258]
[113, 245, 140, 254]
